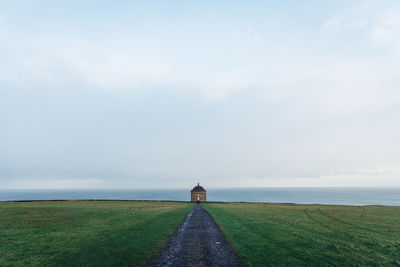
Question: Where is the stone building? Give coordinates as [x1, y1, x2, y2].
[191, 183, 206, 202]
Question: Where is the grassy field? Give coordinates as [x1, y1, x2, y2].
[204, 202, 400, 267]
[0, 201, 193, 266]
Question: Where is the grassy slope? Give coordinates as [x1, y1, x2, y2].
[0, 201, 193, 267]
[204, 203, 400, 267]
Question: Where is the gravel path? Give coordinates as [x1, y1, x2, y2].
[152, 204, 244, 267]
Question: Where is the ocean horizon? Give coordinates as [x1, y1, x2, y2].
[1, 187, 399, 206]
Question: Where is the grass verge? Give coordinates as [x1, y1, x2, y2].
[0, 201, 193, 266]
[204, 202, 400, 266]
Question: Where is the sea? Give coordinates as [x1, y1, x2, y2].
[0, 188, 399, 206]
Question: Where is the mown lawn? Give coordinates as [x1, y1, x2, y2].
[204, 203, 400, 266]
[0, 201, 193, 266]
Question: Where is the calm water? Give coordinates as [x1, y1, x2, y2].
[1, 188, 399, 206]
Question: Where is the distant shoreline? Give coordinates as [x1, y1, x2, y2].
[1, 199, 397, 207]
[2, 188, 399, 206]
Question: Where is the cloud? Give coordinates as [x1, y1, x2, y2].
[1, 1, 400, 188]
[372, 11, 400, 42]
[324, 18, 343, 30]
[324, 17, 367, 31]
[371, 10, 400, 56]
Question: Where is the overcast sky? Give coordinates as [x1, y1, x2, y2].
[1, 0, 400, 189]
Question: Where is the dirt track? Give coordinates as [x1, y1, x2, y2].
[152, 204, 244, 267]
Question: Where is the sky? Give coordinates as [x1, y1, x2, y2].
[1, 0, 400, 189]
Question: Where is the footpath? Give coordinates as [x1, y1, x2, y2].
[152, 204, 244, 267]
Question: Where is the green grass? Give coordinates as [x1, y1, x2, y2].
[204, 202, 400, 267]
[0, 201, 193, 267]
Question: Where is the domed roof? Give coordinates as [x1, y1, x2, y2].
[191, 183, 206, 192]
